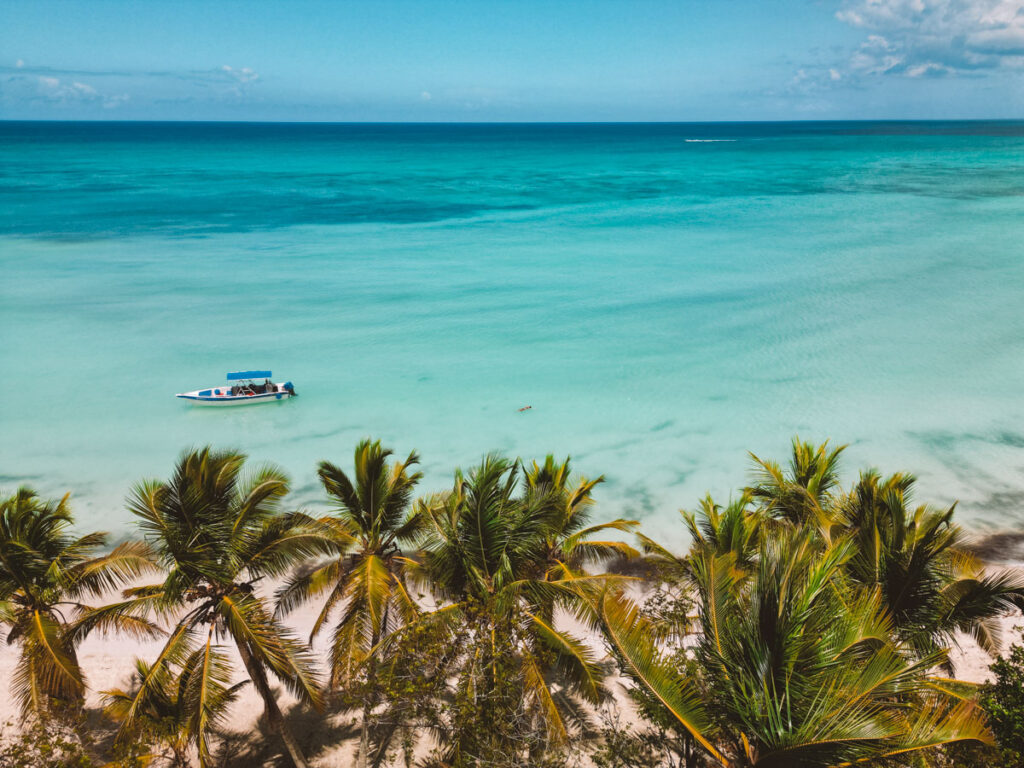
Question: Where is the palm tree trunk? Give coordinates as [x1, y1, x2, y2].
[358, 670, 373, 768]
[235, 637, 311, 768]
[358, 603, 388, 768]
[360, 655, 376, 768]
[66, 640, 87, 711]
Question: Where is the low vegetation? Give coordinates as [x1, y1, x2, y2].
[1, 438, 1023, 767]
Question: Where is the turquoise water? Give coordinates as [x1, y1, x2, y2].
[2, 122, 1023, 542]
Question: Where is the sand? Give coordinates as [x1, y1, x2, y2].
[1, 577, 1020, 766]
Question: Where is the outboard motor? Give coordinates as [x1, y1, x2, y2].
[283, 382, 297, 397]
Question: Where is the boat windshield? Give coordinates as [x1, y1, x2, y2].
[229, 378, 276, 395]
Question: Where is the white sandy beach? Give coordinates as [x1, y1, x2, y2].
[2, 575, 1020, 766]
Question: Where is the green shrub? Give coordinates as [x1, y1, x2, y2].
[0, 718, 95, 768]
[980, 631, 1024, 766]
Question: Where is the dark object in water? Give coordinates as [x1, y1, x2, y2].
[964, 531, 1024, 562]
[518, 405, 532, 412]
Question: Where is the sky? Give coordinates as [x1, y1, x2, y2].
[1, 0, 1023, 121]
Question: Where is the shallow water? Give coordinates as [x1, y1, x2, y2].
[2, 121, 1023, 544]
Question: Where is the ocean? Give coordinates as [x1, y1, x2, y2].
[1, 121, 1023, 543]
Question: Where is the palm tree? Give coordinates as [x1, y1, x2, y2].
[103, 654, 246, 767]
[751, 440, 1024, 667]
[524, 455, 639, 583]
[597, 523, 993, 767]
[682, 492, 761, 566]
[748, 438, 845, 532]
[108, 447, 337, 768]
[840, 469, 1024, 666]
[275, 438, 422, 768]
[0, 487, 158, 720]
[412, 454, 613, 762]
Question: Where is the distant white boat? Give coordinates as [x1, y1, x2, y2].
[176, 370, 296, 407]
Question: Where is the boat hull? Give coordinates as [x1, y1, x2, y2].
[176, 388, 295, 407]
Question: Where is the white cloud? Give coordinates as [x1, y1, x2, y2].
[837, 0, 1024, 75]
[37, 76, 93, 101]
[102, 93, 130, 108]
[211, 65, 261, 100]
[775, 64, 846, 101]
[420, 90, 432, 101]
[850, 34, 905, 74]
[2, 62, 261, 114]
[220, 65, 259, 83]
[31, 74, 126, 108]
[905, 61, 956, 76]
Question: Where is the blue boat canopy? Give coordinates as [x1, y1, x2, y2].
[226, 370, 272, 381]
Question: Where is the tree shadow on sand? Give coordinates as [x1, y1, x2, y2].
[216, 689, 359, 768]
[81, 705, 119, 758]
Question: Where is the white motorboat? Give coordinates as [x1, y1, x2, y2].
[176, 370, 296, 406]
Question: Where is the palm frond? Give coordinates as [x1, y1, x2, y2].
[230, 463, 290, 537]
[181, 628, 242, 766]
[115, 621, 196, 742]
[273, 558, 344, 617]
[243, 512, 345, 579]
[529, 613, 606, 704]
[66, 540, 160, 599]
[66, 596, 166, 644]
[596, 589, 722, 761]
[327, 592, 372, 688]
[521, 650, 568, 746]
[12, 609, 84, 717]
[217, 592, 324, 709]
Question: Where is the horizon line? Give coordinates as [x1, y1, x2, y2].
[3, 117, 1023, 125]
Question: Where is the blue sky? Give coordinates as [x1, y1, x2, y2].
[2, 0, 1022, 121]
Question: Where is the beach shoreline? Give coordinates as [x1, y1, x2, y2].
[2, 572, 1019, 765]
